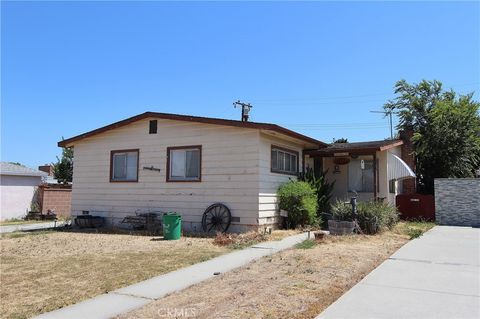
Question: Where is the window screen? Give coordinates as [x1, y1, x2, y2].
[111, 150, 138, 182]
[348, 159, 374, 192]
[271, 147, 298, 175]
[168, 147, 201, 181]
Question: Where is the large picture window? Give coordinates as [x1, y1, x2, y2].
[110, 149, 139, 182]
[167, 146, 201, 182]
[348, 159, 374, 192]
[271, 146, 299, 175]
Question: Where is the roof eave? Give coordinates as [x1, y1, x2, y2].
[58, 112, 327, 148]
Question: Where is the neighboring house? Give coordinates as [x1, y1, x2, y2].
[0, 162, 47, 220]
[59, 112, 415, 232]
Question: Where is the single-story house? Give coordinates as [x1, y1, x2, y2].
[0, 162, 47, 220]
[59, 112, 415, 232]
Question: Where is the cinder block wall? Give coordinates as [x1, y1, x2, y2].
[435, 178, 480, 226]
[40, 185, 72, 218]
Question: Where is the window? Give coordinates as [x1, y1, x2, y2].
[271, 146, 298, 175]
[389, 179, 396, 194]
[348, 159, 374, 192]
[167, 146, 201, 182]
[110, 149, 139, 182]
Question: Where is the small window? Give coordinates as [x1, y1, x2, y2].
[149, 120, 157, 134]
[389, 179, 396, 194]
[110, 149, 139, 182]
[271, 146, 298, 175]
[167, 146, 201, 182]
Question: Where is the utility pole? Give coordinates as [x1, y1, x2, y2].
[370, 110, 397, 139]
[233, 100, 253, 122]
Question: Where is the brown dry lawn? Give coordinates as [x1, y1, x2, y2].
[119, 226, 418, 319]
[0, 230, 231, 319]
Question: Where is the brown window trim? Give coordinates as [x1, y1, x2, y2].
[110, 149, 139, 183]
[271, 145, 299, 176]
[166, 145, 202, 182]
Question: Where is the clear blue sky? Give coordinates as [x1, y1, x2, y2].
[1, 1, 479, 168]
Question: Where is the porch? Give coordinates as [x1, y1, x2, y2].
[304, 139, 415, 206]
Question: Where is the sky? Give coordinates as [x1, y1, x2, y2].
[1, 1, 479, 169]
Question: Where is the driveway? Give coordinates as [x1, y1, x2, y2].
[318, 226, 480, 319]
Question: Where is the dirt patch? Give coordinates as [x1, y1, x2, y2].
[0, 231, 231, 319]
[119, 231, 409, 319]
[213, 229, 300, 249]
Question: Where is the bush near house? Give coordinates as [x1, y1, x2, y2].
[298, 168, 335, 215]
[278, 180, 318, 228]
[331, 200, 399, 234]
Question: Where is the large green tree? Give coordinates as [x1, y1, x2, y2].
[384, 79, 480, 194]
[53, 147, 73, 183]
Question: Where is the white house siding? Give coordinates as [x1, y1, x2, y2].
[70, 118, 262, 232]
[0, 175, 42, 220]
[257, 133, 305, 227]
[387, 146, 403, 205]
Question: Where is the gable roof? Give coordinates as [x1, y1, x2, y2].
[58, 112, 327, 147]
[0, 162, 48, 177]
[305, 139, 404, 156]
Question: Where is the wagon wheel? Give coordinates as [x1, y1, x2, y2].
[202, 203, 231, 233]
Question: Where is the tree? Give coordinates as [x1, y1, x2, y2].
[384, 79, 480, 194]
[53, 147, 73, 183]
[333, 138, 348, 143]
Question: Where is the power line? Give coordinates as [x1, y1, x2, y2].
[249, 81, 479, 104]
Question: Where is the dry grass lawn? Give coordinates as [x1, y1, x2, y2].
[0, 230, 231, 319]
[119, 227, 414, 319]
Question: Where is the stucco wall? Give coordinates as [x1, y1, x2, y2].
[323, 147, 402, 206]
[324, 154, 376, 203]
[0, 175, 42, 220]
[435, 178, 480, 227]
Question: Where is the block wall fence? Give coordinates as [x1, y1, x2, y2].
[39, 185, 72, 218]
[435, 178, 480, 227]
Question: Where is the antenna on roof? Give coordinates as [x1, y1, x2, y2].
[233, 100, 253, 122]
[370, 110, 399, 140]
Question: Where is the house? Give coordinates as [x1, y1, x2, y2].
[59, 112, 415, 232]
[0, 162, 47, 220]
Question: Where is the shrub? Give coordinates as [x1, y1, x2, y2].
[278, 181, 318, 228]
[298, 168, 335, 215]
[331, 199, 399, 234]
[331, 199, 354, 221]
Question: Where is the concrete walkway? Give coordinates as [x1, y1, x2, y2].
[0, 221, 66, 233]
[318, 226, 480, 319]
[35, 232, 310, 319]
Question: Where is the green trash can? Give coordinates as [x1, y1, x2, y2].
[162, 213, 182, 240]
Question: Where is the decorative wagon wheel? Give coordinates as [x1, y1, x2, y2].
[202, 203, 232, 233]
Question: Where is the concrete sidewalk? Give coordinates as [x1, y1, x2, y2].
[35, 232, 310, 319]
[0, 221, 66, 233]
[317, 226, 480, 319]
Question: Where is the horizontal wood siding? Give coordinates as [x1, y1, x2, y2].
[257, 133, 304, 225]
[71, 118, 261, 230]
